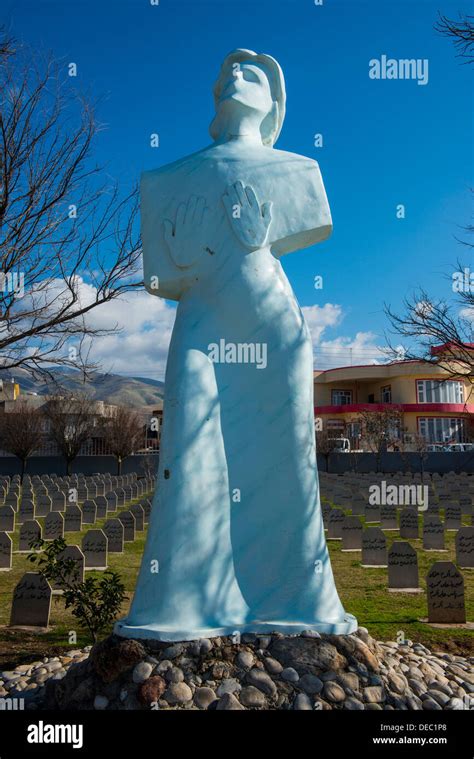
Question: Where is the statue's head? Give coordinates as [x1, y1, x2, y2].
[210, 49, 286, 147]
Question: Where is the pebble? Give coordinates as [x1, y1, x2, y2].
[324, 682, 346, 703]
[344, 697, 365, 710]
[194, 687, 216, 709]
[293, 693, 313, 710]
[236, 651, 254, 669]
[246, 668, 277, 698]
[264, 658, 283, 675]
[281, 667, 299, 683]
[216, 693, 244, 710]
[133, 662, 154, 684]
[299, 674, 323, 695]
[216, 678, 241, 696]
[165, 667, 184, 684]
[240, 686, 267, 708]
[422, 697, 442, 711]
[163, 682, 192, 705]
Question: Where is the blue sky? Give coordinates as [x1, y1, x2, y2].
[4, 0, 473, 377]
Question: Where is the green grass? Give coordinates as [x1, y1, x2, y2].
[0, 494, 472, 668]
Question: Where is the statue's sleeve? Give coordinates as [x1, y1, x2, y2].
[264, 157, 333, 257]
[141, 170, 189, 302]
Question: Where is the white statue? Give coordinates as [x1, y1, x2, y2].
[116, 49, 357, 641]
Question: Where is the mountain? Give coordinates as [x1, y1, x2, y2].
[0, 368, 165, 409]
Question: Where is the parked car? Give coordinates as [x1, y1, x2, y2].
[329, 437, 351, 453]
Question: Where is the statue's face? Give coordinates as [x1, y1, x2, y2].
[217, 61, 273, 117]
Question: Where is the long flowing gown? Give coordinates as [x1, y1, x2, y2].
[115, 141, 357, 640]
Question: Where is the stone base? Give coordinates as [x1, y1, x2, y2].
[114, 614, 358, 642]
[388, 588, 423, 594]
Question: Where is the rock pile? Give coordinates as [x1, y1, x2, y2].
[33, 628, 473, 711]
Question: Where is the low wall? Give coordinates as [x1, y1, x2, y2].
[0, 455, 160, 477]
[0, 452, 472, 477]
[317, 451, 474, 474]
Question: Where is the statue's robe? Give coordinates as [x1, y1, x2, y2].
[115, 141, 357, 640]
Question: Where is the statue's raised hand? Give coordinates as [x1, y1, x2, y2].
[222, 181, 273, 250]
[163, 195, 209, 269]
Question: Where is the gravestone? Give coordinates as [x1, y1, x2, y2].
[118, 511, 136, 542]
[142, 499, 151, 524]
[106, 492, 118, 513]
[95, 496, 108, 519]
[54, 545, 85, 589]
[388, 542, 421, 592]
[64, 504, 82, 533]
[459, 495, 472, 516]
[341, 516, 363, 552]
[18, 520, 42, 553]
[321, 503, 331, 527]
[115, 487, 126, 506]
[36, 495, 52, 518]
[327, 509, 344, 540]
[103, 519, 124, 553]
[365, 503, 380, 523]
[0, 505, 15, 533]
[130, 504, 145, 532]
[380, 505, 398, 531]
[0, 532, 12, 570]
[18, 499, 35, 524]
[445, 505, 462, 531]
[455, 527, 474, 569]
[77, 484, 89, 502]
[423, 516, 445, 551]
[82, 529, 108, 570]
[10, 573, 52, 627]
[427, 562, 466, 624]
[399, 508, 419, 540]
[351, 498, 365, 517]
[82, 500, 97, 525]
[44, 512, 65, 541]
[361, 527, 387, 567]
[5, 493, 19, 511]
[51, 492, 66, 512]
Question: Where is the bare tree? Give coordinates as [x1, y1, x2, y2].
[316, 426, 338, 473]
[0, 31, 142, 379]
[358, 408, 404, 472]
[434, 12, 474, 63]
[103, 406, 144, 475]
[0, 400, 43, 479]
[44, 392, 96, 474]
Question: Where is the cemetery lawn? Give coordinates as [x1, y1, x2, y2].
[0, 500, 472, 668]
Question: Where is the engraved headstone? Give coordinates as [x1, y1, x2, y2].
[18, 520, 42, 553]
[0, 505, 15, 533]
[36, 494, 52, 518]
[455, 526, 474, 569]
[95, 495, 108, 520]
[399, 508, 419, 540]
[327, 508, 345, 540]
[103, 519, 124, 553]
[51, 492, 66, 512]
[130, 504, 145, 532]
[445, 505, 462, 531]
[427, 562, 466, 624]
[388, 542, 420, 591]
[142, 499, 151, 524]
[64, 504, 82, 533]
[44, 512, 65, 541]
[361, 527, 387, 567]
[82, 529, 108, 570]
[423, 516, 445, 551]
[380, 505, 398, 531]
[18, 499, 35, 524]
[365, 503, 380, 523]
[0, 531, 12, 570]
[341, 516, 363, 552]
[115, 488, 125, 507]
[54, 545, 85, 589]
[82, 500, 97, 525]
[106, 492, 118, 512]
[118, 511, 136, 542]
[10, 573, 52, 627]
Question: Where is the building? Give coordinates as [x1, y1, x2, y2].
[314, 344, 473, 449]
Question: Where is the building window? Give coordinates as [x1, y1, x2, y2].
[416, 380, 464, 404]
[418, 417, 465, 443]
[331, 389, 352, 406]
[327, 419, 345, 432]
[381, 385, 392, 403]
